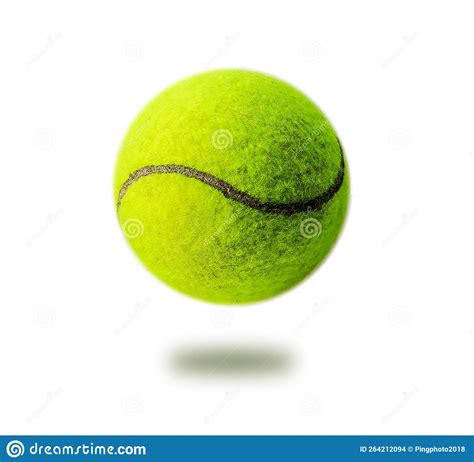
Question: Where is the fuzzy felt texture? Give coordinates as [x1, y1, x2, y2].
[114, 69, 349, 304]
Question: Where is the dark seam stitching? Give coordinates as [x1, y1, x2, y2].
[117, 140, 345, 216]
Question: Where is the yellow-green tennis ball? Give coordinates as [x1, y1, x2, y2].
[114, 69, 349, 304]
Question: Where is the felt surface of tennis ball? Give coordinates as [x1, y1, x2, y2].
[114, 69, 349, 304]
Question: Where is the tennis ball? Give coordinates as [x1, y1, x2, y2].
[114, 69, 349, 304]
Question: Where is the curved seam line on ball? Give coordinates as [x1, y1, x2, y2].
[117, 140, 345, 216]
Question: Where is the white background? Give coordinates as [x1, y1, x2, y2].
[0, 0, 473, 435]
